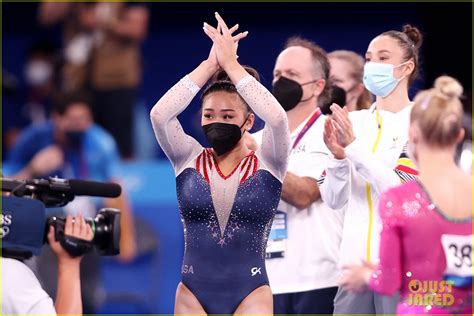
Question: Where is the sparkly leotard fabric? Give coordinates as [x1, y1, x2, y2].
[371, 180, 472, 314]
[150, 74, 290, 314]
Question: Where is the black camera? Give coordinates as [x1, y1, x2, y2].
[1, 177, 122, 259]
[48, 208, 121, 256]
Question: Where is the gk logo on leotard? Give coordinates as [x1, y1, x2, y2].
[251, 267, 261, 276]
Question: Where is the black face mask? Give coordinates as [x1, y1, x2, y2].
[202, 117, 248, 156]
[272, 76, 318, 111]
[320, 85, 347, 115]
[65, 131, 85, 150]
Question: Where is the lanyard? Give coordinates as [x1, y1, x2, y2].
[366, 108, 383, 262]
[292, 108, 322, 150]
[371, 110, 383, 153]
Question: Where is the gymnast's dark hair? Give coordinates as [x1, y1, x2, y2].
[201, 66, 261, 113]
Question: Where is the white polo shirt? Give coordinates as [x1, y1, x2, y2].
[253, 110, 344, 294]
[1, 257, 56, 314]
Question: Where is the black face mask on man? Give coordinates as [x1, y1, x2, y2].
[65, 130, 85, 150]
[272, 76, 318, 111]
[202, 116, 249, 156]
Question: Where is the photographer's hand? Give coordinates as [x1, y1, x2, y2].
[27, 145, 64, 178]
[49, 214, 93, 262]
[48, 214, 93, 315]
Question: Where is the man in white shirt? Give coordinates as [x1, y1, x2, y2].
[252, 36, 344, 314]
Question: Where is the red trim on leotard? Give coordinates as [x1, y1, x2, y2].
[240, 156, 253, 184]
[210, 150, 255, 180]
[202, 151, 210, 183]
[196, 152, 202, 174]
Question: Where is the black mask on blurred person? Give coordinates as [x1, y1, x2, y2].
[202, 117, 248, 156]
[272, 76, 318, 111]
[65, 131, 85, 150]
[320, 85, 347, 115]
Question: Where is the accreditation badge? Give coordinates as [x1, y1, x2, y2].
[265, 210, 287, 259]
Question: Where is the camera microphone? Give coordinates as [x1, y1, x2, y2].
[67, 179, 121, 198]
[1, 177, 122, 207]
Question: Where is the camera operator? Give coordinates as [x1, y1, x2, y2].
[4, 92, 136, 262]
[3, 92, 136, 312]
[2, 214, 92, 314]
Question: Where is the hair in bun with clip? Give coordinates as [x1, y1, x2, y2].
[411, 76, 464, 146]
[380, 24, 424, 85]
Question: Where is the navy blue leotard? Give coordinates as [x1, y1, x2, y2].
[151, 75, 290, 314]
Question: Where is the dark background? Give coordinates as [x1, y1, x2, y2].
[3, 2, 472, 154]
[2, 2, 472, 313]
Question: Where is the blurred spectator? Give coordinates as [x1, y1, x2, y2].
[328, 50, 372, 111]
[2, 69, 26, 158]
[38, 2, 149, 159]
[4, 92, 137, 313]
[2, 68, 19, 97]
[23, 41, 60, 124]
[2, 41, 59, 157]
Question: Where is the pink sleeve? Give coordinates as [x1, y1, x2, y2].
[369, 189, 403, 295]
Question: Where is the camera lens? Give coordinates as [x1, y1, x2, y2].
[91, 208, 121, 255]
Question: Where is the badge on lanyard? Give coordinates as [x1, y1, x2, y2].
[265, 210, 288, 259]
[441, 234, 473, 288]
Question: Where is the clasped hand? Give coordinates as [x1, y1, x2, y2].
[203, 12, 248, 71]
[323, 103, 356, 159]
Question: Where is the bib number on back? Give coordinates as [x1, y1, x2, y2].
[441, 234, 473, 287]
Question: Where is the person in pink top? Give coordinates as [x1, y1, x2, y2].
[339, 75, 473, 314]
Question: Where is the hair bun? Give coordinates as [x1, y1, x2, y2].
[434, 75, 463, 100]
[212, 68, 231, 82]
[402, 24, 423, 49]
[210, 65, 261, 84]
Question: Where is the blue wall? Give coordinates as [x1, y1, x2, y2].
[108, 160, 183, 313]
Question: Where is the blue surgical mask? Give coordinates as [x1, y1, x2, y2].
[363, 61, 410, 98]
